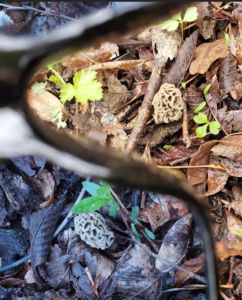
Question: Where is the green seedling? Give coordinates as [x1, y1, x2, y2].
[31, 81, 47, 95]
[235, 230, 242, 236]
[194, 113, 220, 138]
[203, 84, 212, 95]
[162, 6, 198, 40]
[194, 101, 206, 113]
[181, 82, 186, 89]
[163, 145, 172, 149]
[50, 106, 67, 129]
[225, 33, 230, 46]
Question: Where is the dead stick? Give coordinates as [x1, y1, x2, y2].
[130, 238, 207, 284]
[182, 102, 191, 148]
[125, 66, 162, 153]
[210, 2, 232, 18]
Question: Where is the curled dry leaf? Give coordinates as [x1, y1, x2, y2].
[225, 210, 242, 246]
[215, 240, 242, 260]
[162, 30, 198, 87]
[30, 169, 55, 209]
[201, 155, 229, 196]
[230, 80, 242, 100]
[63, 42, 119, 71]
[174, 253, 204, 288]
[27, 89, 68, 122]
[147, 194, 189, 232]
[196, 3, 216, 40]
[190, 39, 229, 75]
[219, 157, 242, 177]
[185, 86, 213, 121]
[188, 140, 219, 186]
[211, 135, 242, 164]
[219, 53, 238, 96]
[151, 28, 182, 69]
[155, 213, 193, 272]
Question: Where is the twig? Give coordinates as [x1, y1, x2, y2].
[114, 45, 147, 61]
[169, 154, 195, 166]
[182, 102, 191, 148]
[227, 256, 235, 286]
[220, 291, 232, 300]
[140, 228, 159, 253]
[79, 52, 98, 65]
[210, 2, 232, 18]
[0, 3, 79, 22]
[140, 191, 147, 209]
[0, 176, 91, 273]
[157, 164, 226, 170]
[125, 66, 162, 153]
[85, 266, 98, 297]
[130, 238, 207, 284]
[209, 2, 232, 17]
[179, 74, 198, 90]
[108, 185, 127, 212]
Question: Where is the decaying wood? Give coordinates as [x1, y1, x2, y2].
[125, 66, 162, 153]
[182, 101, 191, 148]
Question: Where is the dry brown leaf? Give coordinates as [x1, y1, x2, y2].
[188, 140, 219, 186]
[219, 157, 242, 177]
[174, 253, 204, 288]
[162, 30, 198, 87]
[30, 170, 55, 209]
[62, 42, 119, 71]
[232, 185, 242, 202]
[151, 28, 182, 69]
[202, 155, 229, 196]
[27, 89, 68, 122]
[155, 213, 193, 272]
[226, 210, 242, 246]
[230, 81, 242, 100]
[234, 262, 242, 295]
[216, 240, 242, 260]
[103, 74, 128, 113]
[196, 3, 216, 40]
[219, 53, 238, 96]
[212, 135, 242, 164]
[147, 195, 189, 232]
[190, 39, 229, 75]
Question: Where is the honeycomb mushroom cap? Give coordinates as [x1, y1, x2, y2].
[152, 83, 184, 124]
[74, 212, 114, 250]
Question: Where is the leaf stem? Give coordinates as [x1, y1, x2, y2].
[180, 21, 184, 41]
[49, 67, 65, 85]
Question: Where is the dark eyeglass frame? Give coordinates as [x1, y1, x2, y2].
[0, 2, 220, 299]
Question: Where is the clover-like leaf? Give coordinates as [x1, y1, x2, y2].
[50, 106, 60, 122]
[162, 19, 179, 32]
[183, 7, 198, 22]
[209, 121, 220, 135]
[72, 196, 111, 214]
[31, 81, 47, 95]
[196, 124, 208, 138]
[194, 113, 208, 124]
[131, 224, 141, 242]
[194, 101, 206, 113]
[172, 11, 182, 21]
[181, 82, 186, 89]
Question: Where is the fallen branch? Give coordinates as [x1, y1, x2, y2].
[125, 66, 162, 153]
[182, 102, 191, 148]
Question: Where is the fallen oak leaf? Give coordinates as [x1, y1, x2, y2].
[190, 39, 229, 75]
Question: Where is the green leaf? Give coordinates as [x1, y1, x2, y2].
[235, 230, 242, 236]
[203, 84, 212, 95]
[109, 202, 119, 216]
[31, 81, 47, 95]
[183, 7, 198, 22]
[194, 101, 206, 113]
[72, 196, 110, 214]
[50, 106, 60, 122]
[131, 224, 141, 242]
[49, 74, 64, 87]
[162, 19, 179, 32]
[134, 219, 143, 226]
[181, 82, 186, 89]
[145, 228, 155, 240]
[163, 145, 171, 149]
[209, 121, 220, 135]
[131, 206, 140, 221]
[57, 119, 67, 129]
[60, 83, 75, 103]
[97, 181, 112, 200]
[196, 124, 208, 138]
[225, 33, 230, 46]
[73, 70, 103, 104]
[172, 12, 182, 21]
[194, 113, 208, 124]
[82, 181, 101, 197]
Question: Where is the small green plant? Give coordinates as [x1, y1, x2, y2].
[203, 84, 212, 95]
[194, 113, 220, 138]
[163, 145, 172, 149]
[181, 82, 186, 89]
[225, 33, 230, 46]
[31, 81, 47, 95]
[194, 101, 206, 113]
[235, 230, 242, 236]
[50, 106, 67, 129]
[73, 181, 119, 216]
[162, 6, 198, 40]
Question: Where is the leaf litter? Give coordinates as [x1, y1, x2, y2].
[4, 2, 242, 300]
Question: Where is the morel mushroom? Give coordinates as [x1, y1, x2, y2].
[152, 83, 184, 124]
[74, 212, 114, 250]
